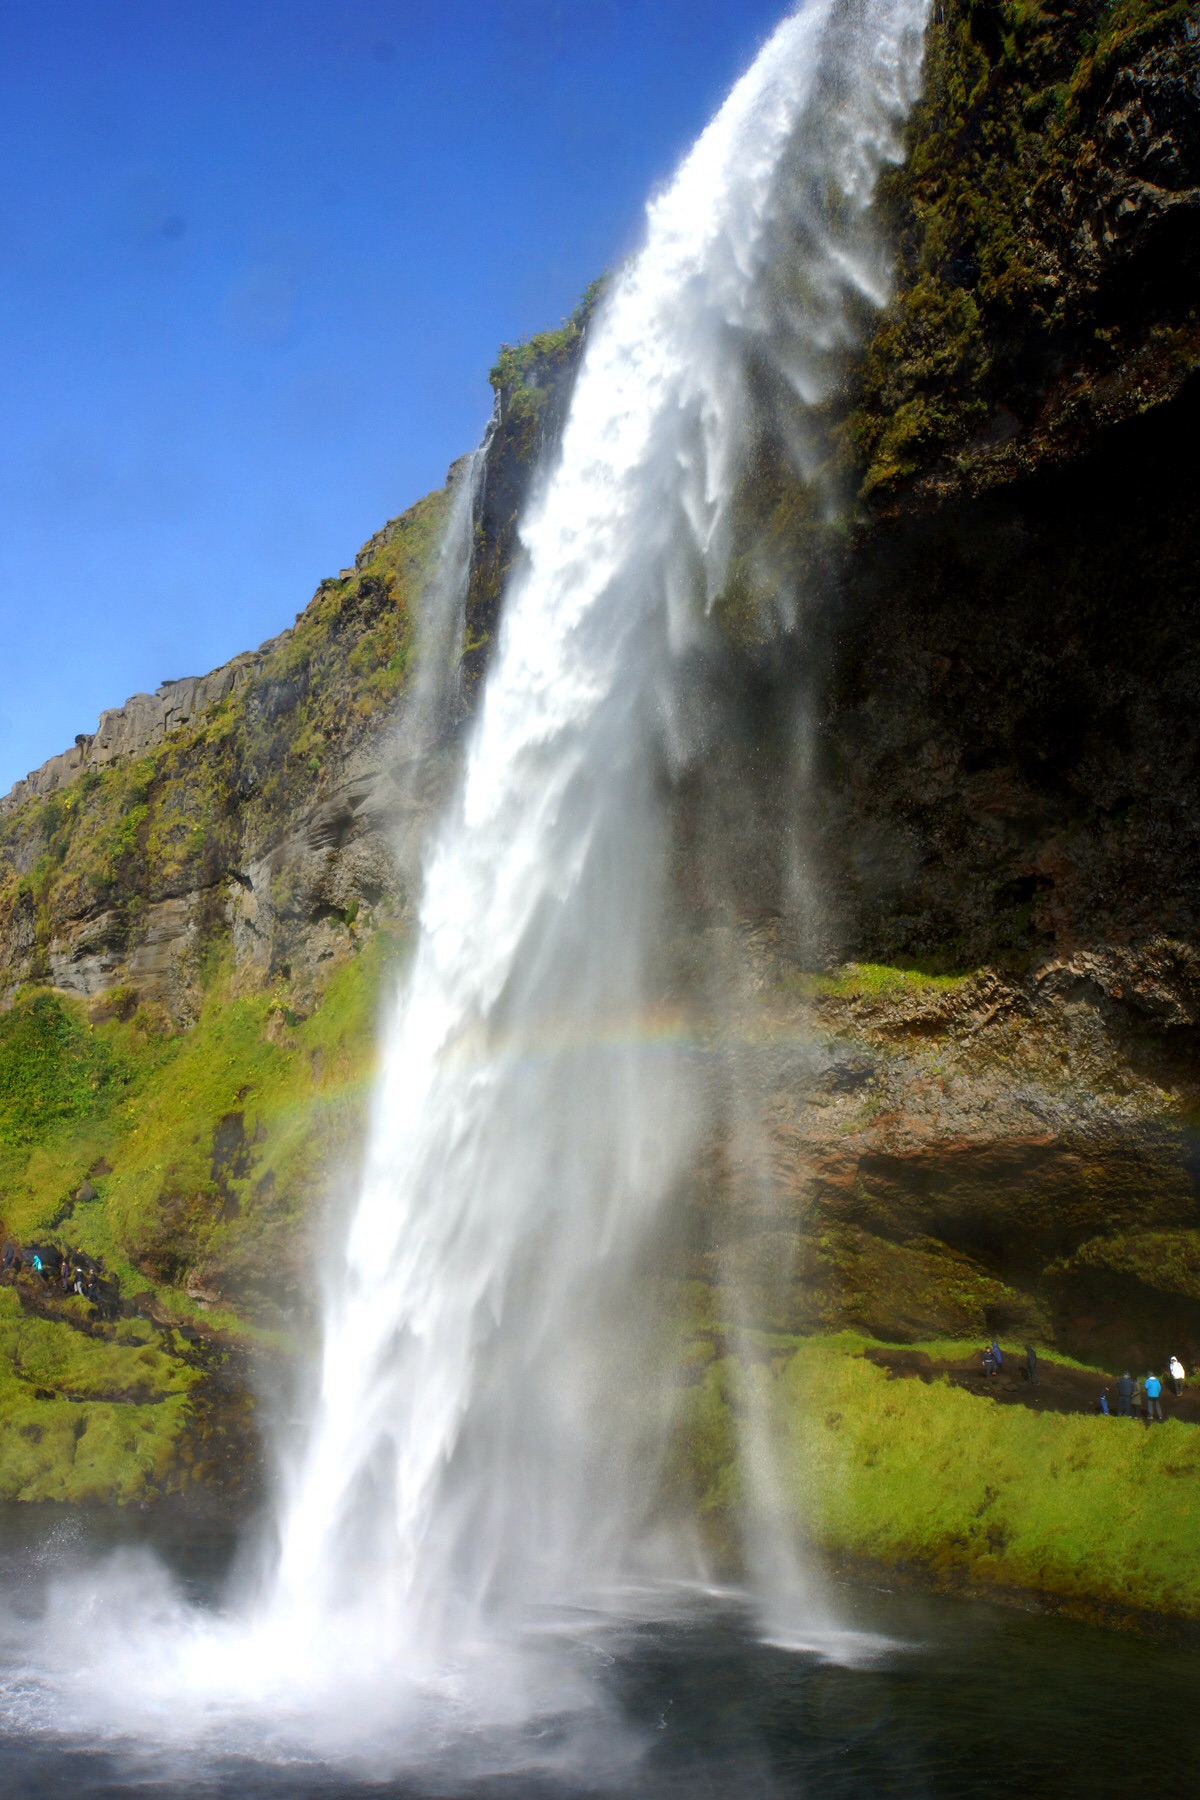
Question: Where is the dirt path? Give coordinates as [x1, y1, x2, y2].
[863, 1345, 1200, 1424]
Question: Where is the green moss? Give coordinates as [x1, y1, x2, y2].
[1050, 1229, 1200, 1301]
[683, 1332, 1200, 1620]
[0, 992, 130, 1150]
[813, 960, 974, 1000]
[809, 1227, 1049, 1343]
[0, 1287, 195, 1503]
[0, 929, 398, 1321]
[847, 0, 1198, 497]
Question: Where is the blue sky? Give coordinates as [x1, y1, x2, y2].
[0, 0, 787, 793]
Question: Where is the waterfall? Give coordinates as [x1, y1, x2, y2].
[406, 438, 490, 756]
[270, 0, 927, 1658]
[5, 0, 928, 1766]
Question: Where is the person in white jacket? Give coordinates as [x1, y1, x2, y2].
[1169, 1354, 1186, 1398]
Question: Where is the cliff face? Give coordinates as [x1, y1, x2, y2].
[849, 0, 1200, 502]
[0, 488, 453, 1024]
[0, 0, 1197, 1507]
[0, 289, 597, 1024]
[683, 0, 1200, 1373]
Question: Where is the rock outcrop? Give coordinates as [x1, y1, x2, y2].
[849, 0, 1200, 504]
[672, 0, 1200, 1371]
[0, 490, 453, 1021]
[2, 658, 279, 815]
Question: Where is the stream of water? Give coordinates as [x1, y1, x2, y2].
[267, 0, 929, 1667]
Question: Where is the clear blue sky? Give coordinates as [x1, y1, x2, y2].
[0, 0, 787, 794]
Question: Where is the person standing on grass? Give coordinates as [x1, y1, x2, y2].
[1099, 1387, 1110, 1415]
[1118, 1371, 1134, 1417]
[1025, 1344, 1039, 1386]
[1145, 1371, 1163, 1422]
[1170, 1354, 1185, 1397]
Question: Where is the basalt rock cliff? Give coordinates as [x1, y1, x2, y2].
[681, 0, 1200, 1375]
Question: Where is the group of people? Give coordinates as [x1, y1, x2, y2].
[0, 1238, 118, 1317]
[1099, 1359, 1186, 1421]
[980, 1339, 1039, 1384]
[980, 1338, 1188, 1423]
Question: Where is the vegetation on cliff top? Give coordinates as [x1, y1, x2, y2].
[487, 278, 606, 430]
[459, 281, 604, 690]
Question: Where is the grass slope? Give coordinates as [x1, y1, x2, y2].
[0, 1288, 195, 1504]
[0, 929, 398, 1501]
[0, 937, 395, 1310]
[685, 1332, 1200, 1624]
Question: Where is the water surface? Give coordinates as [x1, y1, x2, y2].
[0, 1506, 1193, 1800]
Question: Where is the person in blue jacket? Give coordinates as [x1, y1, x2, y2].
[1145, 1371, 1163, 1423]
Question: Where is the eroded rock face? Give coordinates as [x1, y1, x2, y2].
[815, 383, 1200, 974]
[676, 388, 1200, 1366]
[685, 928, 1200, 1369]
[2, 659, 275, 813]
[0, 489, 462, 1023]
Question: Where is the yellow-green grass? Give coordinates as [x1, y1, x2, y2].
[776, 960, 978, 1007]
[0, 926, 404, 1498]
[684, 1332, 1200, 1623]
[0, 1287, 195, 1503]
[0, 932, 399, 1313]
[814, 962, 974, 1001]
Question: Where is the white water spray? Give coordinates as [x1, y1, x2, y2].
[271, 0, 927, 1658]
[3, 0, 928, 1765]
